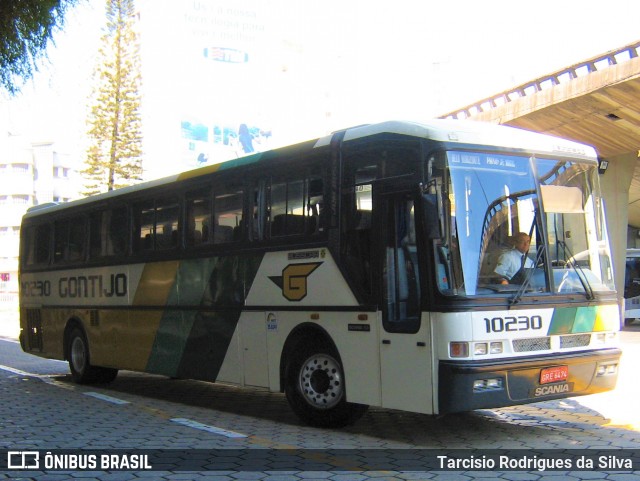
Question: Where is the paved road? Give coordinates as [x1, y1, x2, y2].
[0, 323, 639, 479]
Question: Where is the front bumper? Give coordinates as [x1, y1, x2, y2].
[438, 348, 621, 414]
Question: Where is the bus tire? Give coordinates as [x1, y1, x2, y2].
[285, 344, 368, 428]
[67, 328, 118, 384]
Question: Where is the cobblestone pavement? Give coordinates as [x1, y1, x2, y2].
[0, 313, 639, 480]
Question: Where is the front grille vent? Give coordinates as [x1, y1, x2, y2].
[560, 333, 591, 348]
[512, 337, 551, 352]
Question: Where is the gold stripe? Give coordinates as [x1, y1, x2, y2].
[122, 261, 180, 370]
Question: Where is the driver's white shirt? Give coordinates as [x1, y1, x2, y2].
[494, 249, 534, 280]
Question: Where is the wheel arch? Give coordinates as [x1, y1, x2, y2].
[279, 322, 341, 393]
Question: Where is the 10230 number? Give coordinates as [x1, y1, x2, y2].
[484, 315, 543, 333]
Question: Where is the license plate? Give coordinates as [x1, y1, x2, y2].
[540, 365, 568, 384]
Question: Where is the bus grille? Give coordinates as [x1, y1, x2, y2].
[560, 333, 591, 348]
[512, 337, 550, 352]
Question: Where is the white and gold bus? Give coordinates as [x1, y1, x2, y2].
[19, 120, 621, 427]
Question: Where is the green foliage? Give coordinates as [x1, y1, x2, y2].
[82, 0, 143, 196]
[0, 0, 77, 95]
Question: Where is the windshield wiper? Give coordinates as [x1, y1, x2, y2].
[510, 246, 545, 305]
[558, 240, 595, 300]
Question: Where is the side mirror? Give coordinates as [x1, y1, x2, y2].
[422, 193, 442, 240]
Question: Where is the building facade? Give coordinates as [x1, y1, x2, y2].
[0, 136, 80, 300]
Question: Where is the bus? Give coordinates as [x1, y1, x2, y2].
[19, 120, 621, 427]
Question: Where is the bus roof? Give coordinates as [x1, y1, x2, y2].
[316, 119, 598, 161]
[23, 119, 598, 219]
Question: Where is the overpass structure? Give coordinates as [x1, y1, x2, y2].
[440, 41, 640, 313]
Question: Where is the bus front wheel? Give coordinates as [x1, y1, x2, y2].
[284, 344, 368, 428]
[67, 328, 118, 384]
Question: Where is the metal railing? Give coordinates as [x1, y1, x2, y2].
[440, 41, 640, 120]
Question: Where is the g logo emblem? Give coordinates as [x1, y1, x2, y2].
[269, 262, 322, 301]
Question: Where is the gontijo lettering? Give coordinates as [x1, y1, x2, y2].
[59, 274, 127, 298]
[21, 274, 127, 298]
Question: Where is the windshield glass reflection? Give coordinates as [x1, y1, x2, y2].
[431, 152, 615, 298]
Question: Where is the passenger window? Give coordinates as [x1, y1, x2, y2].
[54, 217, 86, 263]
[23, 224, 52, 266]
[133, 198, 179, 252]
[213, 185, 243, 244]
[137, 202, 155, 252]
[186, 189, 212, 247]
[267, 175, 323, 238]
[90, 208, 128, 258]
[36, 225, 51, 265]
[155, 200, 180, 250]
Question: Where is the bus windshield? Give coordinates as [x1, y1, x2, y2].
[433, 151, 615, 298]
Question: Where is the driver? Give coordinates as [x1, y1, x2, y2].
[494, 232, 534, 284]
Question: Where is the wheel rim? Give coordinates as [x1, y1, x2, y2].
[298, 353, 344, 409]
[70, 336, 86, 374]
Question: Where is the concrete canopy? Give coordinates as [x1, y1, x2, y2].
[441, 41, 640, 227]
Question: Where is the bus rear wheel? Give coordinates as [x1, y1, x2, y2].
[285, 344, 368, 428]
[67, 328, 118, 384]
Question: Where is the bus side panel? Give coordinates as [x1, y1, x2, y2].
[242, 249, 382, 406]
[89, 308, 128, 368]
[262, 310, 382, 407]
[239, 311, 269, 387]
[378, 313, 434, 414]
[135, 255, 261, 381]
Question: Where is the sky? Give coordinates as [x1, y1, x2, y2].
[2, 0, 640, 180]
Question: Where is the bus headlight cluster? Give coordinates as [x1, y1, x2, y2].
[449, 341, 504, 358]
[594, 332, 617, 344]
[474, 341, 503, 356]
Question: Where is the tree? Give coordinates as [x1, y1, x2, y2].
[82, 0, 143, 196]
[0, 0, 77, 95]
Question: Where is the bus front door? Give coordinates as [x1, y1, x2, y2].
[378, 193, 433, 414]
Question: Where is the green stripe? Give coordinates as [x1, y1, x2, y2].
[547, 306, 597, 335]
[145, 254, 263, 380]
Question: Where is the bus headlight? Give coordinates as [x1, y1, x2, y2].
[474, 343, 488, 355]
[595, 332, 617, 344]
[473, 341, 503, 355]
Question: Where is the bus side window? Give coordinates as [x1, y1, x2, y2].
[307, 177, 324, 234]
[186, 189, 212, 247]
[35, 224, 51, 265]
[132, 199, 179, 252]
[108, 207, 128, 255]
[267, 174, 323, 238]
[155, 199, 179, 250]
[23, 224, 51, 267]
[90, 207, 128, 258]
[213, 184, 243, 244]
[341, 160, 377, 301]
[67, 217, 86, 262]
[269, 179, 306, 237]
[134, 202, 155, 252]
[53, 219, 69, 262]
